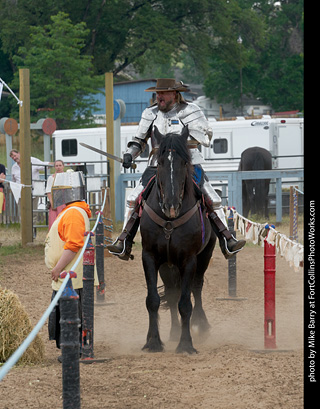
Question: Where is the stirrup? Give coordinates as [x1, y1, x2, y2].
[221, 235, 246, 260]
[107, 238, 134, 261]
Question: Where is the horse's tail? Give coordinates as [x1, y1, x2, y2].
[252, 150, 271, 214]
[158, 285, 170, 310]
[252, 151, 265, 171]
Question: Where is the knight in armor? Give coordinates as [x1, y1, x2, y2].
[107, 78, 246, 260]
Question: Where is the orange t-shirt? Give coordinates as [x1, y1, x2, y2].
[58, 201, 92, 252]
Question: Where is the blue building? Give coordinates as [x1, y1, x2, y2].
[93, 79, 157, 123]
[114, 79, 157, 123]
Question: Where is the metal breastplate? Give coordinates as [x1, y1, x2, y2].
[127, 102, 212, 165]
[150, 104, 211, 166]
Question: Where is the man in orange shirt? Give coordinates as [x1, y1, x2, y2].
[45, 171, 98, 358]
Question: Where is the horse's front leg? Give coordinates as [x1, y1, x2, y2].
[142, 250, 164, 352]
[176, 257, 197, 354]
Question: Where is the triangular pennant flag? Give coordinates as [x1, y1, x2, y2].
[10, 181, 22, 203]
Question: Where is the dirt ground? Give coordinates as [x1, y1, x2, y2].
[0, 230, 303, 409]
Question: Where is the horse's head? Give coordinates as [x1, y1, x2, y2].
[155, 126, 193, 219]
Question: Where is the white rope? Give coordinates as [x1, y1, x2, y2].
[0, 77, 23, 107]
[0, 178, 32, 188]
[225, 207, 304, 272]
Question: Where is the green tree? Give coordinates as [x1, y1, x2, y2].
[0, 0, 303, 115]
[255, 0, 304, 111]
[204, 0, 304, 112]
[11, 12, 101, 128]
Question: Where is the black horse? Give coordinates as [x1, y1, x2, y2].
[140, 126, 216, 354]
[239, 146, 272, 218]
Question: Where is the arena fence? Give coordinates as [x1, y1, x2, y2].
[118, 168, 304, 223]
[0, 162, 109, 228]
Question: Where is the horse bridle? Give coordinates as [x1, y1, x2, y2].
[156, 148, 187, 214]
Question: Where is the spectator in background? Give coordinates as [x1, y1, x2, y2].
[45, 160, 66, 230]
[10, 149, 52, 234]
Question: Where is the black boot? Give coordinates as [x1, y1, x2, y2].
[209, 211, 246, 259]
[107, 237, 134, 260]
[107, 211, 140, 261]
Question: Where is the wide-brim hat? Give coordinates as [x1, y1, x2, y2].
[145, 78, 190, 93]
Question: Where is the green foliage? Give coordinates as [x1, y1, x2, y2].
[204, 0, 304, 111]
[253, 0, 304, 111]
[0, 0, 304, 117]
[10, 12, 102, 128]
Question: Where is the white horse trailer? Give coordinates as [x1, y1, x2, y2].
[203, 116, 304, 171]
[52, 124, 152, 175]
[52, 116, 303, 179]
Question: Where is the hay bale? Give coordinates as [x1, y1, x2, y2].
[0, 286, 45, 364]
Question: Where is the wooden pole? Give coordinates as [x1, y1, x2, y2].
[105, 73, 115, 223]
[19, 68, 33, 246]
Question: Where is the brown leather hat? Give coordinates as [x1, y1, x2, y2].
[145, 78, 190, 92]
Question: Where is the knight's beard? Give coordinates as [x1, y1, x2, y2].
[157, 98, 175, 112]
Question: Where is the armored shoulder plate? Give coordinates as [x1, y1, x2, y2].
[177, 103, 212, 147]
[137, 106, 157, 136]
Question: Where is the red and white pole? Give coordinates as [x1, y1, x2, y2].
[264, 225, 277, 349]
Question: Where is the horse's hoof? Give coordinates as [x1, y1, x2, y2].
[191, 322, 211, 336]
[142, 341, 164, 353]
[175, 343, 198, 354]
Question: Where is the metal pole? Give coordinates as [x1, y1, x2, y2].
[59, 271, 81, 409]
[95, 213, 106, 302]
[82, 232, 95, 359]
[227, 207, 237, 297]
[216, 207, 246, 302]
[264, 225, 277, 349]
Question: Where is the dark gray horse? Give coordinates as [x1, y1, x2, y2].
[140, 127, 216, 354]
[239, 147, 272, 218]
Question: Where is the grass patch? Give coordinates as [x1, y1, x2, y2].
[0, 243, 42, 263]
[0, 243, 25, 257]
